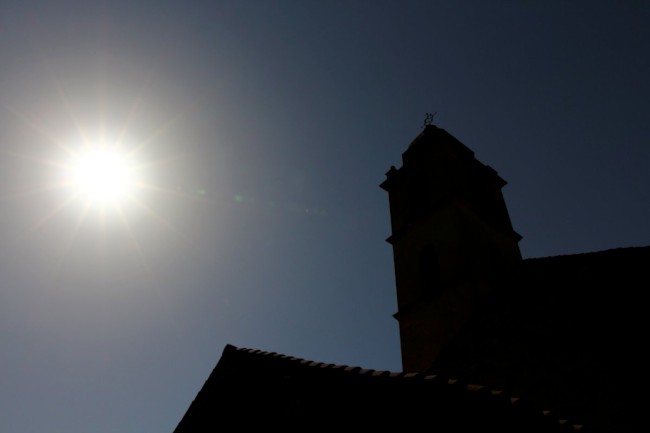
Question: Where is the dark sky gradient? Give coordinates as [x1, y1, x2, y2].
[1, 2, 648, 432]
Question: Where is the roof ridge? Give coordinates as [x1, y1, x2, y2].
[222, 344, 589, 431]
[523, 244, 650, 261]
[227, 343, 401, 375]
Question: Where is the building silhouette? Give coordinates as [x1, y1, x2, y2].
[173, 125, 647, 432]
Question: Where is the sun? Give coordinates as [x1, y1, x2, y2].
[62, 141, 142, 210]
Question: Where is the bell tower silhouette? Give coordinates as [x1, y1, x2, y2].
[380, 123, 522, 372]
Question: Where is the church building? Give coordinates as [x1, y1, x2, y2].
[172, 124, 647, 432]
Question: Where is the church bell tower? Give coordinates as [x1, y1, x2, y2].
[380, 123, 522, 373]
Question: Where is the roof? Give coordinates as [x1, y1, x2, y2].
[173, 344, 588, 432]
[428, 246, 650, 433]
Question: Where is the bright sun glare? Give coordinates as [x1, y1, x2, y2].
[64, 144, 141, 210]
[5, 73, 204, 289]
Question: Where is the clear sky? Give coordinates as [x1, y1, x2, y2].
[1, 1, 648, 432]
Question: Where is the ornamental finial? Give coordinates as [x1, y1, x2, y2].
[423, 112, 436, 128]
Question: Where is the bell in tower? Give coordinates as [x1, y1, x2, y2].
[380, 123, 522, 373]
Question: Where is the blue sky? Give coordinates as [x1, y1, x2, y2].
[1, 1, 648, 432]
